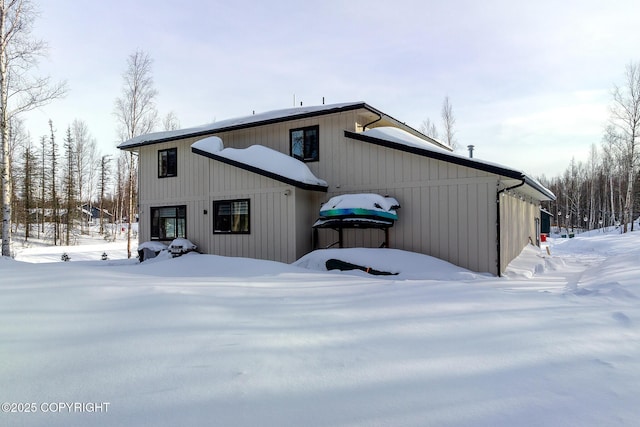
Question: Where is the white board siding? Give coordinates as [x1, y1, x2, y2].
[294, 190, 321, 259]
[136, 136, 211, 250]
[311, 133, 500, 274]
[205, 161, 318, 264]
[499, 191, 540, 274]
[131, 106, 547, 275]
[208, 110, 361, 177]
[138, 136, 210, 204]
[135, 119, 337, 262]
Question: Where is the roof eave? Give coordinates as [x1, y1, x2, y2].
[345, 130, 521, 178]
[344, 130, 556, 201]
[119, 102, 375, 150]
[523, 176, 556, 201]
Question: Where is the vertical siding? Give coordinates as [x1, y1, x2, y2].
[205, 160, 300, 264]
[134, 107, 546, 275]
[499, 191, 539, 274]
[137, 136, 210, 251]
[314, 136, 499, 275]
[294, 189, 319, 259]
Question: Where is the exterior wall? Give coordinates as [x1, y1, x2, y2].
[133, 106, 546, 275]
[209, 109, 362, 180]
[498, 190, 540, 274]
[136, 137, 211, 252]
[206, 161, 312, 264]
[294, 189, 322, 260]
[135, 124, 330, 263]
[314, 139, 500, 275]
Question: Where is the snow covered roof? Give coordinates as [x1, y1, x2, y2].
[362, 127, 453, 154]
[119, 102, 372, 149]
[117, 101, 449, 152]
[191, 137, 328, 191]
[346, 127, 556, 201]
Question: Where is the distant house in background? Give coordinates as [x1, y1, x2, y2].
[80, 204, 114, 225]
[540, 209, 552, 235]
[118, 102, 555, 276]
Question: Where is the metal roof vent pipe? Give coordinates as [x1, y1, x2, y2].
[467, 145, 475, 158]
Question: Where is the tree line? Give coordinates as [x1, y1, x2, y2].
[5, 48, 171, 255]
[1, 0, 173, 257]
[8, 116, 120, 245]
[540, 62, 640, 234]
[419, 65, 640, 235]
[2, 0, 638, 259]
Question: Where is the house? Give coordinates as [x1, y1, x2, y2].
[80, 204, 114, 225]
[118, 102, 555, 276]
[540, 208, 553, 235]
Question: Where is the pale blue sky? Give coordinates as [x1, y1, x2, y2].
[23, 0, 640, 177]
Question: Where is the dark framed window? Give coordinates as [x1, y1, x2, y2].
[151, 205, 186, 240]
[290, 125, 319, 162]
[213, 199, 250, 234]
[158, 148, 177, 178]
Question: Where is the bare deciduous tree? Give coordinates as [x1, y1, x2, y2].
[163, 111, 180, 131]
[48, 119, 59, 245]
[21, 139, 36, 239]
[419, 117, 439, 139]
[114, 50, 158, 258]
[1, 0, 66, 256]
[609, 62, 640, 232]
[62, 125, 76, 245]
[71, 119, 97, 234]
[441, 96, 457, 150]
[98, 155, 110, 236]
[601, 126, 620, 226]
[420, 97, 458, 149]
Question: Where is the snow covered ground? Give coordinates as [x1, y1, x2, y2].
[1, 229, 639, 426]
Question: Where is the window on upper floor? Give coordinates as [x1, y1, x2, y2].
[290, 125, 319, 162]
[213, 199, 250, 234]
[158, 148, 177, 178]
[151, 205, 186, 240]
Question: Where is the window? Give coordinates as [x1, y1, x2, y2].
[290, 125, 319, 162]
[213, 199, 250, 234]
[151, 205, 186, 240]
[158, 148, 177, 178]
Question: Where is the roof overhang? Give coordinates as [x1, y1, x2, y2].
[119, 102, 374, 150]
[117, 101, 450, 152]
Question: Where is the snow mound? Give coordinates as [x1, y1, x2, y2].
[502, 244, 551, 279]
[191, 135, 224, 153]
[168, 238, 197, 251]
[294, 248, 486, 280]
[138, 241, 169, 252]
[567, 281, 637, 300]
[132, 252, 308, 278]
